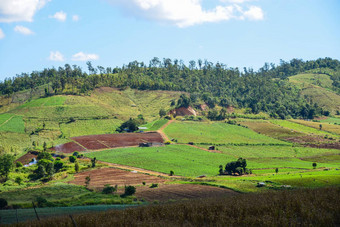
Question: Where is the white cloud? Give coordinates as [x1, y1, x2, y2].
[0, 0, 49, 23]
[14, 25, 34, 35]
[0, 28, 4, 39]
[220, 0, 256, 3]
[107, 0, 264, 27]
[49, 11, 67, 22]
[49, 51, 65, 61]
[243, 6, 263, 20]
[72, 52, 99, 61]
[72, 15, 79, 21]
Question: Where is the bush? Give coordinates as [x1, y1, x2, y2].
[149, 183, 158, 188]
[69, 156, 76, 163]
[36, 196, 47, 207]
[102, 184, 116, 194]
[73, 152, 79, 157]
[170, 170, 174, 176]
[124, 186, 136, 196]
[164, 141, 171, 145]
[16, 161, 23, 168]
[0, 198, 8, 209]
[37, 152, 53, 161]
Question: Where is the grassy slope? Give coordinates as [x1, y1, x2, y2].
[0, 88, 182, 154]
[288, 73, 340, 114]
[290, 119, 340, 135]
[163, 121, 289, 145]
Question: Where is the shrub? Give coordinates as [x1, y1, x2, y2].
[142, 182, 146, 185]
[37, 152, 53, 161]
[69, 156, 76, 163]
[150, 183, 158, 188]
[313, 162, 317, 169]
[73, 152, 79, 157]
[15, 176, 23, 185]
[124, 186, 136, 196]
[170, 170, 174, 176]
[75, 161, 80, 172]
[36, 196, 47, 207]
[164, 141, 171, 145]
[16, 161, 23, 168]
[102, 184, 116, 194]
[54, 160, 64, 172]
[0, 198, 8, 209]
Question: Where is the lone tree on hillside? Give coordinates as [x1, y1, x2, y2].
[313, 162, 317, 169]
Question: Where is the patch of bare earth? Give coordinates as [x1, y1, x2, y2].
[50, 142, 85, 153]
[52, 132, 163, 153]
[72, 132, 163, 150]
[135, 184, 237, 202]
[69, 168, 166, 188]
[15, 152, 37, 165]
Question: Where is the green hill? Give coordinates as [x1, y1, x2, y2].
[0, 87, 182, 153]
[289, 73, 340, 114]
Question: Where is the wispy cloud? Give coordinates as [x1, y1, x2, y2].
[49, 51, 65, 61]
[49, 11, 67, 22]
[0, 0, 49, 22]
[106, 0, 264, 27]
[72, 52, 99, 61]
[72, 15, 79, 21]
[0, 28, 4, 39]
[14, 25, 34, 35]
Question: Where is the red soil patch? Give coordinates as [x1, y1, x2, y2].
[69, 168, 166, 188]
[51, 142, 85, 153]
[135, 184, 237, 202]
[15, 152, 37, 165]
[71, 132, 163, 151]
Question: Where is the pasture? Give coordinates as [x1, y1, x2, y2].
[163, 121, 288, 145]
[290, 119, 340, 135]
[270, 119, 336, 137]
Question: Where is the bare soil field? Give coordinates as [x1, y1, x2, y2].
[51, 142, 85, 153]
[135, 184, 237, 202]
[15, 152, 37, 165]
[71, 132, 163, 150]
[69, 168, 166, 188]
[52, 132, 163, 153]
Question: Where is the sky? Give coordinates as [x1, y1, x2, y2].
[0, 0, 339, 81]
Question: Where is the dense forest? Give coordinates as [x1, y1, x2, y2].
[1, 57, 339, 119]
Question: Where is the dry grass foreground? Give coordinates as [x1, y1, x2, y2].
[15, 187, 340, 226]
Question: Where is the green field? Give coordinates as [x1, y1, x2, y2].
[86, 145, 236, 177]
[239, 120, 305, 139]
[290, 119, 340, 135]
[18, 96, 66, 108]
[270, 119, 336, 137]
[215, 145, 340, 158]
[140, 119, 168, 131]
[60, 119, 122, 137]
[0, 115, 25, 133]
[319, 117, 340, 124]
[85, 145, 339, 178]
[164, 121, 288, 145]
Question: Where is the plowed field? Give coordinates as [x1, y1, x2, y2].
[69, 168, 166, 188]
[135, 184, 237, 202]
[52, 132, 163, 153]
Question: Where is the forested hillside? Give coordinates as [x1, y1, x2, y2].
[1, 57, 339, 119]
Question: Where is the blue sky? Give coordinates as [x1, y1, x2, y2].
[0, 0, 339, 81]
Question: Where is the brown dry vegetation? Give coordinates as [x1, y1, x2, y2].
[69, 168, 166, 188]
[71, 132, 163, 150]
[135, 184, 236, 202]
[15, 187, 340, 226]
